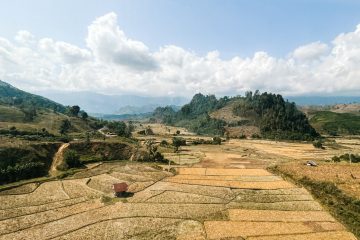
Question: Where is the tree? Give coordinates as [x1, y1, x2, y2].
[63, 150, 81, 168]
[59, 119, 71, 135]
[81, 111, 88, 120]
[70, 105, 80, 117]
[172, 137, 186, 152]
[212, 136, 222, 145]
[313, 141, 324, 149]
[85, 132, 91, 145]
[22, 106, 37, 122]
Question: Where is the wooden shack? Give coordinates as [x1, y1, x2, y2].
[112, 182, 128, 197]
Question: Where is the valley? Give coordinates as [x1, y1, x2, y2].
[0, 123, 359, 239]
[0, 81, 359, 239]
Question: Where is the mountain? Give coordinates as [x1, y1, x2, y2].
[0, 80, 65, 112]
[154, 92, 319, 140]
[286, 96, 360, 106]
[35, 90, 189, 114]
[0, 80, 99, 135]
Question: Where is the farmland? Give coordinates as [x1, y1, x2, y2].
[0, 124, 359, 239]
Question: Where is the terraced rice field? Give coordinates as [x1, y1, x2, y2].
[0, 162, 356, 239]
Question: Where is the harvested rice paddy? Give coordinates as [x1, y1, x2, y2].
[0, 136, 358, 239]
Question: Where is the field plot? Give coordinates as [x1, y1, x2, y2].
[0, 138, 358, 239]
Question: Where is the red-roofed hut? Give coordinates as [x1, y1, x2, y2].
[112, 182, 128, 197]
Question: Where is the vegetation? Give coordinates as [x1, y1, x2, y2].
[0, 80, 66, 112]
[154, 91, 319, 140]
[332, 153, 360, 163]
[212, 136, 222, 145]
[154, 93, 229, 135]
[232, 91, 319, 141]
[106, 121, 134, 138]
[309, 111, 360, 135]
[63, 150, 81, 168]
[0, 143, 60, 184]
[271, 165, 360, 239]
[144, 140, 166, 163]
[172, 137, 187, 152]
[313, 140, 324, 149]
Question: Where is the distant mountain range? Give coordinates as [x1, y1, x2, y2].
[286, 96, 360, 106]
[34, 90, 188, 114]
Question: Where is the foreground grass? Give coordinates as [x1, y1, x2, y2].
[270, 165, 360, 239]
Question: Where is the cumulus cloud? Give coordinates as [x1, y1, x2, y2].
[292, 41, 329, 61]
[86, 12, 158, 70]
[0, 12, 359, 96]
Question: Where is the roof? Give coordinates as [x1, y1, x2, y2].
[113, 182, 128, 192]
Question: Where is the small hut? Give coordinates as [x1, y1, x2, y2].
[112, 182, 128, 197]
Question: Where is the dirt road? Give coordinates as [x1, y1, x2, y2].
[49, 143, 70, 176]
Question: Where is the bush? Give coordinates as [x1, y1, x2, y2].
[172, 137, 187, 152]
[251, 133, 261, 139]
[212, 136, 222, 145]
[332, 153, 360, 163]
[313, 141, 324, 149]
[160, 140, 168, 146]
[172, 137, 186, 147]
[332, 156, 341, 162]
[63, 150, 81, 168]
[238, 134, 247, 139]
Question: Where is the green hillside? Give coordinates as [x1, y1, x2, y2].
[0, 80, 66, 112]
[309, 111, 360, 135]
[153, 93, 231, 135]
[0, 80, 103, 136]
[154, 91, 319, 140]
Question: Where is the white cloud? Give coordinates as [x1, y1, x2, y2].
[292, 41, 329, 61]
[86, 12, 157, 70]
[15, 30, 36, 45]
[0, 12, 359, 96]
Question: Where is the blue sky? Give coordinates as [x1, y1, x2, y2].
[2, 0, 360, 58]
[0, 0, 360, 96]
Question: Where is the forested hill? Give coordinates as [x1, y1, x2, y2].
[153, 91, 320, 140]
[153, 93, 232, 135]
[0, 80, 65, 112]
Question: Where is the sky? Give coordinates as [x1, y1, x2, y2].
[0, 0, 360, 97]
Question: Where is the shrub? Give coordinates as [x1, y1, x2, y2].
[251, 133, 261, 139]
[160, 140, 168, 146]
[331, 153, 360, 163]
[332, 156, 341, 162]
[212, 136, 222, 145]
[172, 137, 186, 152]
[313, 141, 324, 149]
[63, 150, 81, 168]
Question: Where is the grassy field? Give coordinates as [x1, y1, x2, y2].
[310, 111, 360, 135]
[0, 104, 99, 135]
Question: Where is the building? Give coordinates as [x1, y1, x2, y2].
[112, 182, 128, 197]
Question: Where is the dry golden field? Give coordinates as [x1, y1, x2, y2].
[0, 125, 359, 239]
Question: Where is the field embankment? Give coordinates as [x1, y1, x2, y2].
[270, 163, 360, 239]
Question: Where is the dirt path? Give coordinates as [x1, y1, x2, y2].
[49, 143, 70, 176]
